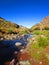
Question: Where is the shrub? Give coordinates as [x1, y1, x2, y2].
[33, 31, 40, 35]
[21, 30, 28, 34]
[8, 30, 13, 34]
[44, 27, 49, 30]
[38, 37, 49, 48]
[8, 30, 18, 34]
[34, 28, 40, 30]
[0, 29, 2, 32]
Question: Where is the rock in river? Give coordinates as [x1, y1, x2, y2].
[15, 42, 22, 46]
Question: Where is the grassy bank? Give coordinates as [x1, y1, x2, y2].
[28, 30, 49, 65]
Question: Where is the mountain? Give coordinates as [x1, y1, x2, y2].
[0, 17, 28, 34]
[31, 16, 49, 31]
[40, 16, 49, 30]
[0, 17, 20, 34]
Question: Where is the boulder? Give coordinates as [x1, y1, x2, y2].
[15, 42, 22, 46]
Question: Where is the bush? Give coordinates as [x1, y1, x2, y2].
[8, 30, 13, 34]
[21, 30, 28, 34]
[8, 30, 18, 34]
[33, 31, 40, 35]
[38, 37, 49, 48]
[34, 28, 40, 30]
[0, 29, 2, 32]
[44, 27, 49, 30]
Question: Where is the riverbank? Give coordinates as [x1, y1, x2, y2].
[0, 33, 27, 40]
[27, 30, 49, 65]
[1, 30, 49, 65]
[0, 33, 33, 65]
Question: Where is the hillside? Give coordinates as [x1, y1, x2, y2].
[0, 17, 29, 40]
[40, 16, 49, 30]
[0, 17, 20, 34]
[31, 16, 49, 31]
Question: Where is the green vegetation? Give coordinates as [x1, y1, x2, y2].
[0, 16, 49, 65]
[8, 30, 14, 34]
[0, 17, 29, 40]
[29, 16, 49, 64]
[0, 29, 2, 32]
[33, 30, 41, 35]
[0, 18, 19, 34]
[38, 36, 49, 48]
[0, 17, 28, 35]
[20, 30, 28, 34]
[29, 30, 49, 64]
[33, 30, 49, 35]
[44, 27, 49, 30]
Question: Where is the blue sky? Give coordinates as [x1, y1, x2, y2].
[0, 0, 49, 28]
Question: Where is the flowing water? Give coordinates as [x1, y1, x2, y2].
[0, 34, 33, 64]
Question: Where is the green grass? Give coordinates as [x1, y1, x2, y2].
[38, 36, 49, 48]
[20, 30, 28, 34]
[33, 30, 49, 35]
[29, 30, 49, 61]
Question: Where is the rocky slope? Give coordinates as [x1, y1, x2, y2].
[0, 17, 20, 34]
[0, 17, 28, 40]
[31, 16, 49, 31]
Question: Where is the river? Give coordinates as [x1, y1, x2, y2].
[0, 34, 33, 64]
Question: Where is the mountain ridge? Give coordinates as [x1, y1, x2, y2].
[0, 17, 28, 34]
[31, 16, 49, 31]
